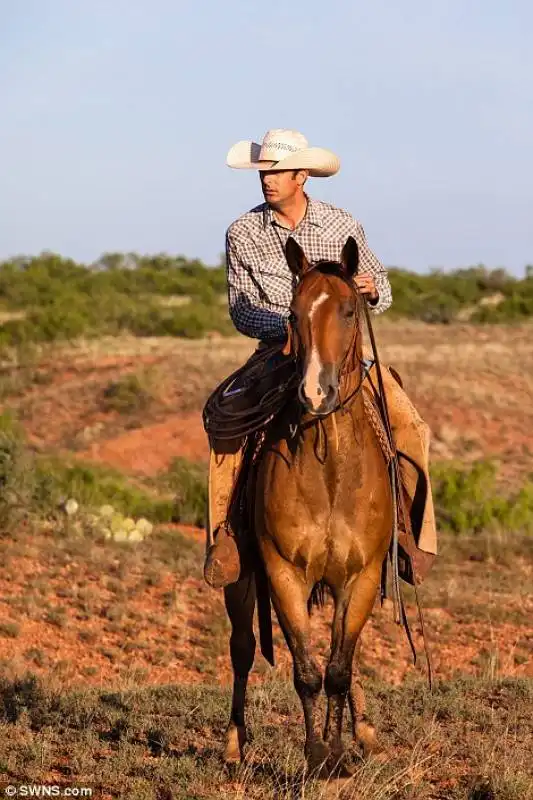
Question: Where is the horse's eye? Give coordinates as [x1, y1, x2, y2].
[344, 308, 355, 319]
[289, 311, 298, 324]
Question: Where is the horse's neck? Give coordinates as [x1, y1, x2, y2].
[343, 325, 363, 380]
[339, 352, 363, 404]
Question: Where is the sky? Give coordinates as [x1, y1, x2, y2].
[1, 1, 532, 274]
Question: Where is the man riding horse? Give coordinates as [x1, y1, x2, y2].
[204, 128, 437, 590]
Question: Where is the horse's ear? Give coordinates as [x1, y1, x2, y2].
[340, 236, 359, 278]
[285, 237, 310, 277]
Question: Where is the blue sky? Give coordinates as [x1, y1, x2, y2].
[1, 1, 532, 273]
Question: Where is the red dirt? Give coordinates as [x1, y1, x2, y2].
[78, 412, 209, 474]
[0, 526, 531, 691]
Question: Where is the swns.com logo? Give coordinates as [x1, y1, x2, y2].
[4, 788, 93, 798]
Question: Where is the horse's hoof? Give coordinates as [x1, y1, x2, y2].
[224, 723, 247, 763]
[327, 745, 355, 778]
[305, 740, 331, 776]
[354, 720, 382, 759]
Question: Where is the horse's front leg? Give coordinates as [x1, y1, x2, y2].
[223, 573, 256, 762]
[324, 562, 382, 762]
[266, 552, 329, 773]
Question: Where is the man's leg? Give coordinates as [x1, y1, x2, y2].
[204, 435, 244, 589]
[203, 340, 293, 589]
[368, 365, 437, 576]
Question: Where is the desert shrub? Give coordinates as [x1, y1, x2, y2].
[0, 412, 34, 531]
[471, 291, 533, 322]
[1, 251, 532, 344]
[0, 417, 210, 530]
[31, 458, 174, 523]
[121, 303, 232, 338]
[156, 457, 207, 527]
[388, 265, 531, 323]
[431, 459, 533, 534]
[101, 373, 153, 414]
[0, 252, 230, 344]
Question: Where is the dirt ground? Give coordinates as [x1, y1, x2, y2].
[0, 322, 532, 692]
[4, 321, 533, 483]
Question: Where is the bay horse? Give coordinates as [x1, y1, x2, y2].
[223, 235, 392, 772]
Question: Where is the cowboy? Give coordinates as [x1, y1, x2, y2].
[203, 129, 437, 589]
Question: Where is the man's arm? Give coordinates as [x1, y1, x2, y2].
[226, 230, 288, 341]
[353, 220, 392, 314]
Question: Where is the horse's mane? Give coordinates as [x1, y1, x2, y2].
[311, 261, 351, 281]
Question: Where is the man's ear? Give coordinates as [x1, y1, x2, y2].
[340, 236, 359, 278]
[285, 237, 311, 277]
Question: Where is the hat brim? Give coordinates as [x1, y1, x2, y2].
[226, 140, 340, 177]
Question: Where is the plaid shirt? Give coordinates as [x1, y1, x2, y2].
[226, 195, 392, 341]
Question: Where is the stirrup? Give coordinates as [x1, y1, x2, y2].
[203, 524, 241, 589]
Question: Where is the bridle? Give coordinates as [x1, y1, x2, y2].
[286, 267, 366, 417]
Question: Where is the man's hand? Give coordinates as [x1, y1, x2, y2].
[354, 273, 379, 304]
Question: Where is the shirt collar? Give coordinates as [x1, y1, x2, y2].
[262, 195, 323, 231]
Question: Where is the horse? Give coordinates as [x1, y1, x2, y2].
[222, 234, 393, 773]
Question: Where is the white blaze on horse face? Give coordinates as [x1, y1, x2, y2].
[309, 292, 329, 320]
[303, 292, 329, 410]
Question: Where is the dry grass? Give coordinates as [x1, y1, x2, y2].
[0, 671, 530, 799]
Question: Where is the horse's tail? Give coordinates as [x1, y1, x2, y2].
[308, 579, 329, 614]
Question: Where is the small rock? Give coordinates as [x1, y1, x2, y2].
[65, 498, 79, 516]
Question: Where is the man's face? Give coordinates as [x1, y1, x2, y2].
[259, 169, 305, 205]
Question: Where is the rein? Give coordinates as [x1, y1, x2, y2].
[202, 346, 299, 441]
[363, 301, 434, 690]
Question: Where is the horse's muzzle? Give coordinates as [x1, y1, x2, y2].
[298, 365, 339, 416]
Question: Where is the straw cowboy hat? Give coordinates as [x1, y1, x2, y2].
[226, 129, 340, 177]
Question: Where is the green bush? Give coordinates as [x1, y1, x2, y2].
[0, 252, 229, 344]
[0, 251, 532, 346]
[31, 458, 175, 523]
[0, 412, 34, 531]
[0, 412, 208, 530]
[155, 457, 208, 527]
[388, 264, 533, 323]
[101, 374, 153, 414]
[431, 459, 533, 534]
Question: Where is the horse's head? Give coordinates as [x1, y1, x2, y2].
[284, 236, 362, 416]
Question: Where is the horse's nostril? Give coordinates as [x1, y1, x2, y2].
[326, 385, 338, 402]
[317, 387, 322, 396]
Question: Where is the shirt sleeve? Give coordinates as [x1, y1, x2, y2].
[226, 230, 288, 341]
[353, 220, 392, 314]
